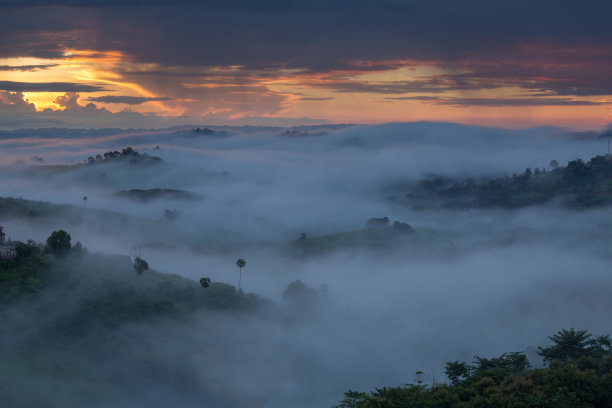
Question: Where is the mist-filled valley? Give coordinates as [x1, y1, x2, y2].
[2, 122, 612, 407]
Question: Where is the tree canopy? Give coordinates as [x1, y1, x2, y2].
[45, 230, 71, 256]
[335, 328, 612, 408]
[133, 257, 149, 276]
[538, 328, 611, 364]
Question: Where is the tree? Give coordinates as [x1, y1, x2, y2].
[282, 279, 319, 310]
[565, 158, 591, 181]
[72, 241, 86, 254]
[538, 328, 611, 364]
[45, 230, 71, 256]
[471, 352, 531, 372]
[443, 352, 530, 386]
[445, 361, 471, 386]
[414, 370, 424, 385]
[130, 246, 149, 276]
[236, 258, 246, 291]
[200, 277, 211, 288]
[335, 390, 369, 408]
[550, 159, 559, 169]
[133, 258, 149, 275]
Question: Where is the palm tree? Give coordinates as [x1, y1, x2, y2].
[200, 277, 211, 288]
[236, 258, 246, 291]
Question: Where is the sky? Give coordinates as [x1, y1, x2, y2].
[2, 0, 612, 129]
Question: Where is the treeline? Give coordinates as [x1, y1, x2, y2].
[414, 154, 612, 208]
[334, 328, 612, 407]
[84, 146, 163, 165]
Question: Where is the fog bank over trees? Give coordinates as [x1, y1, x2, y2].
[1, 122, 611, 407]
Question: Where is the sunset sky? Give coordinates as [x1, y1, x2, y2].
[2, 0, 612, 129]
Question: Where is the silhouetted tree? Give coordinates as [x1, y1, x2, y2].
[132, 258, 148, 275]
[445, 361, 471, 386]
[538, 328, 612, 364]
[45, 230, 71, 256]
[130, 246, 149, 276]
[565, 158, 591, 181]
[200, 277, 211, 288]
[471, 352, 531, 373]
[414, 370, 424, 385]
[236, 258, 246, 291]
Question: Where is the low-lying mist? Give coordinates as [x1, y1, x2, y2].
[1, 122, 611, 407]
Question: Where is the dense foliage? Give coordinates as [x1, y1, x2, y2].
[0, 230, 274, 408]
[0, 240, 49, 304]
[538, 328, 611, 364]
[1, 231, 270, 336]
[410, 154, 612, 209]
[45, 230, 72, 256]
[334, 329, 612, 408]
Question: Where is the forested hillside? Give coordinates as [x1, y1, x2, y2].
[404, 154, 612, 209]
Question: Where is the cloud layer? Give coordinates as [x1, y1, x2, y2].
[1, 1, 612, 127]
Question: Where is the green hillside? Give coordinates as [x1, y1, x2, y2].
[0, 234, 269, 334]
[403, 154, 612, 209]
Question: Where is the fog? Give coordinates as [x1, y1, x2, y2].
[1, 122, 611, 407]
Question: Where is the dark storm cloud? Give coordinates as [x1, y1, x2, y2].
[86, 95, 172, 105]
[2, 1, 612, 100]
[385, 96, 606, 107]
[2, 1, 612, 70]
[437, 60, 612, 97]
[0, 81, 105, 92]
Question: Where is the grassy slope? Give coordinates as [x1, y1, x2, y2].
[0, 249, 269, 334]
[0, 196, 157, 230]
